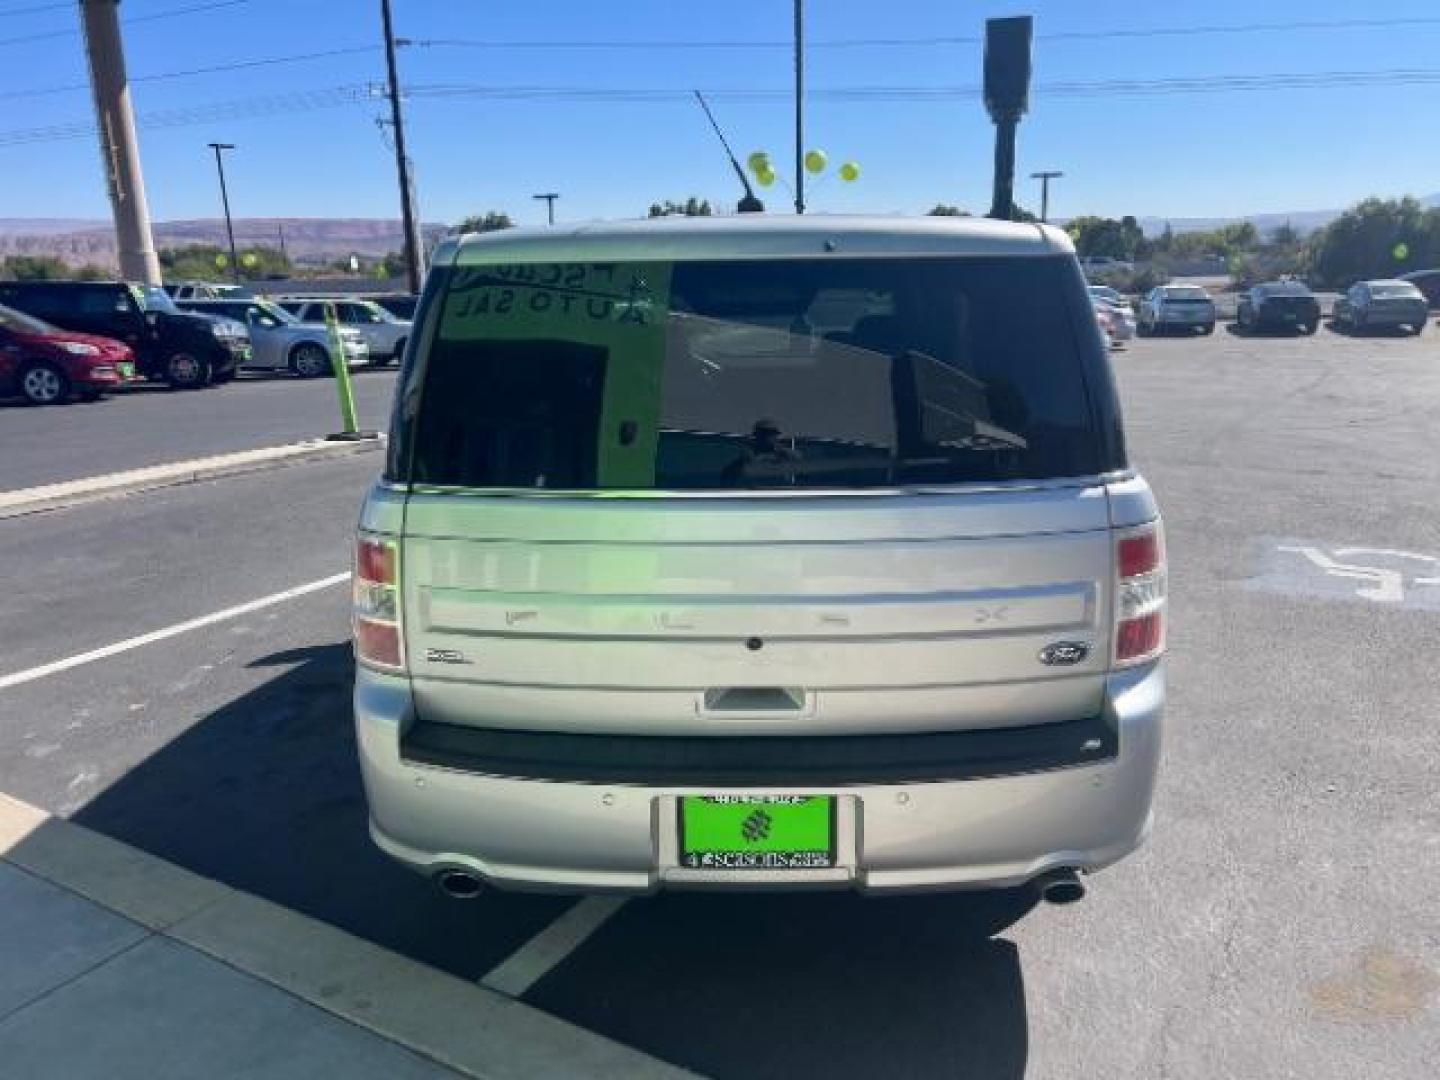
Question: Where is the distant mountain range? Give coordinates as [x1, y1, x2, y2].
[0, 217, 446, 269]
[3, 196, 1438, 267]
[1128, 194, 1440, 237]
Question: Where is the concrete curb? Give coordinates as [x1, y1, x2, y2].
[0, 437, 385, 521]
[0, 793, 691, 1080]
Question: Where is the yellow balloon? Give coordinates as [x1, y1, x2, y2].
[214, 253, 228, 268]
[747, 151, 770, 173]
[241, 252, 258, 267]
[838, 161, 861, 182]
[1393, 242, 1410, 261]
[756, 168, 776, 188]
[804, 149, 828, 174]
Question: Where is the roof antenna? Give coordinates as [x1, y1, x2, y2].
[693, 91, 764, 213]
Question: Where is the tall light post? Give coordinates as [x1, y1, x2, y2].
[533, 192, 560, 226]
[207, 142, 240, 283]
[793, 0, 805, 214]
[1030, 170, 1064, 223]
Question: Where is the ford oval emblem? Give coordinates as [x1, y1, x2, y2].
[1039, 641, 1091, 666]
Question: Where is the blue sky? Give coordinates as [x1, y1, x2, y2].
[2, 0, 1439, 227]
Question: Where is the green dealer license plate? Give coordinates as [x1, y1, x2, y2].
[678, 796, 835, 870]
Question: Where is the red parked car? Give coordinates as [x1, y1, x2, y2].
[0, 301, 136, 405]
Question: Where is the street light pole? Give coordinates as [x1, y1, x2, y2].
[533, 193, 560, 226]
[207, 142, 240, 283]
[793, 0, 805, 214]
[1030, 170, 1064, 223]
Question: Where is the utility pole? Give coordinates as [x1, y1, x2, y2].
[277, 222, 288, 264]
[208, 142, 240, 283]
[80, 0, 160, 284]
[380, 0, 422, 294]
[533, 193, 560, 226]
[1030, 170, 1063, 223]
[793, 0, 805, 214]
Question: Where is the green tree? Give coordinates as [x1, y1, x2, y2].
[1308, 197, 1440, 287]
[1267, 221, 1301, 250]
[71, 263, 112, 280]
[927, 204, 970, 217]
[158, 243, 289, 281]
[457, 211, 514, 233]
[648, 198, 713, 217]
[1, 254, 69, 280]
[1066, 216, 1128, 259]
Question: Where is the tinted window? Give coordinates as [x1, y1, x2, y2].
[1369, 283, 1421, 298]
[1256, 282, 1312, 297]
[1161, 287, 1209, 301]
[406, 256, 1110, 490]
[0, 285, 65, 321]
[75, 286, 129, 316]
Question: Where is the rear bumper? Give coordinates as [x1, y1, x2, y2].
[355, 664, 1164, 893]
[1358, 308, 1428, 326]
[1154, 309, 1214, 325]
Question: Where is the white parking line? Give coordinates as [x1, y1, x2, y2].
[0, 572, 351, 692]
[480, 896, 629, 997]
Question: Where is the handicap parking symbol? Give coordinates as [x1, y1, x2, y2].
[1253, 541, 1440, 609]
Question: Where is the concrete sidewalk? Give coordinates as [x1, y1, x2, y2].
[0, 793, 690, 1080]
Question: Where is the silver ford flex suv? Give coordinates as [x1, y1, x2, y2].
[353, 215, 1165, 900]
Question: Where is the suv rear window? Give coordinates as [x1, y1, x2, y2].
[402, 256, 1112, 490]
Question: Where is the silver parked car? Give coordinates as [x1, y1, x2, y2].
[353, 215, 1166, 901]
[1332, 280, 1428, 335]
[179, 299, 369, 376]
[283, 298, 411, 364]
[1138, 284, 1217, 335]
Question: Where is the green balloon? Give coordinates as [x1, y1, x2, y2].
[747, 151, 770, 173]
[241, 252, 258, 268]
[214, 253, 228, 268]
[804, 149, 828, 175]
[1393, 242, 1410, 261]
[838, 161, 860, 182]
[756, 168, 776, 188]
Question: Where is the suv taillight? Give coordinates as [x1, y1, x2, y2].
[1114, 522, 1166, 667]
[354, 535, 404, 671]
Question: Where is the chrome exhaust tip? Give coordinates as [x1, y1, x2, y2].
[435, 869, 484, 900]
[1036, 869, 1086, 906]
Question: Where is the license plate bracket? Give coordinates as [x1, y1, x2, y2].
[677, 795, 836, 870]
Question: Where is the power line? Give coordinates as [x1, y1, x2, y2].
[5, 13, 1438, 94]
[6, 66, 1440, 148]
[0, 43, 379, 100]
[0, 83, 372, 146]
[0, 0, 250, 48]
[0, 2, 72, 17]
[414, 16, 1440, 51]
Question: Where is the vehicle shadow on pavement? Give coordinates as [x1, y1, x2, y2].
[526, 888, 1033, 1080]
[74, 641, 1033, 1078]
[72, 642, 576, 980]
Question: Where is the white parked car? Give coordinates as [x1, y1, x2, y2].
[1079, 255, 1134, 279]
[167, 281, 254, 301]
[281, 298, 412, 364]
[179, 298, 369, 376]
[1138, 285, 1217, 336]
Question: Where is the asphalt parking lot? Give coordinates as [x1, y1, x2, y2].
[1, 324, 1437, 1078]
